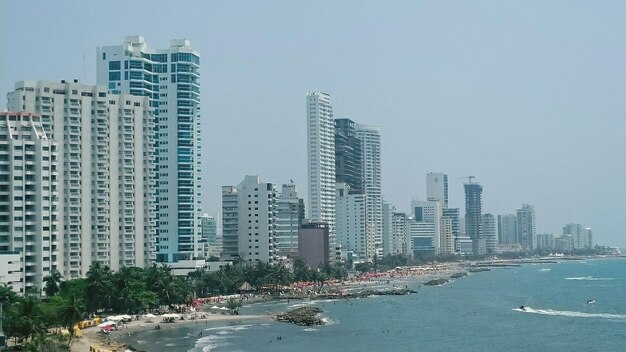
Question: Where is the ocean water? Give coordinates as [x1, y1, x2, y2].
[119, 258, 626, 352]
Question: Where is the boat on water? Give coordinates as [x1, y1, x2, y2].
[519, 305, 526, 311]
[587, 299, 595, 304]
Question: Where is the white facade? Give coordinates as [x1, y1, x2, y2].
[275, 183, 304, 258]
[440, 217, 455, 255]
[426, 173, 448, 209]
[355, 124, 382, 257]
[97, 36, 202, 263]
[222, 176, 277, 263]
[482, 213, 497, 253]
[0, 112, 59, 293]
[8, 81, 155, 278]
[410, 200, 442, 254]
[0, 252, 22, 293]
[306, 92, 336, 255]
[516, 204, 536, 250]
[336, 182, 368, 261]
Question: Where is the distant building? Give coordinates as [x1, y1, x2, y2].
[335, 118, 362, 193]
[307, 92, 336, 258]
[516, 204, 536, 250]
[298, 222, 330, 268]
[442, 208, 461, 252]
[336, 183, 368, 261]
[497, 214, 517, 245]
[583, 228, 593, 249]
[355, 123, 383, 258]
[555, 234, 574, 252]
[221, 175, 277, 263]
[409, 200, 442, 256]
[482, 214, 497, 254]
[563, 223, 585, 249]
[200, 214, 220, 258]
[426, 173, 448, 209]
[275, 183, 305, 258]
[464, 181, 483, 255]
[495, 243, 523, 254]
[535, 233, 555, 250]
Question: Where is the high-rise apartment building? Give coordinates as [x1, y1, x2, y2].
[335, 118, 363, 193]
[355, 123, 382, 258]
[516, 204, 536, 250]
[98, 36, 202, 263]
[497, 214, 517, 244]
[426, 173, 448, 209]
[464, 181, 483, 255]
[221, 176, 277, 263]
[535, 233, 555, 249]
[8, 80, 155, 278]
[306, 92, 336, 255]
[0, 112, 59, 293]
[482, 213, 497, 253]
[336, 182, 368, 260]
[275, 183, 305, 258]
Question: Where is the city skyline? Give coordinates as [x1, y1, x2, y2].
[2, 1, 626, 247]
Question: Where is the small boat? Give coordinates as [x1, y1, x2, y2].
[587, 300, 595, 304]
[519, 305, 526, 311]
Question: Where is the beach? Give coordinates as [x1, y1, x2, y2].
[71, 262, 465, 351]
[71, 313, 270, 352]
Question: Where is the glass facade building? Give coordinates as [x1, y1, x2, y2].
[98, 36, 202, 262]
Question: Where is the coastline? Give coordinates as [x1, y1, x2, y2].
[71, 313, 270, 352]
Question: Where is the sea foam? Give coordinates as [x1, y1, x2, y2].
[514, 306, 626, 320]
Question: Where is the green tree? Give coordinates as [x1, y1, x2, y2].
[43, 270, 63, 297]
[59, 294, 85, 346]
[85, 262, 114, 313]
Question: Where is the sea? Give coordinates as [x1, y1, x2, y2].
[118, 258, 626, 352]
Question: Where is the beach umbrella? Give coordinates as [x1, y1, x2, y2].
[98, 321, 116, 328]
[144, 313, 157, 318]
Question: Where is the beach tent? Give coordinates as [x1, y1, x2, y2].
[239, 282, 254, 292]
[98, 321, 117, 328]
[144, 313, 157, 318]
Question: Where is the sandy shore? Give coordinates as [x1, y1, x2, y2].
[71, 313, 269, 352]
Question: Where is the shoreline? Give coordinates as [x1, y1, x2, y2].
[71, 313, 270, 352]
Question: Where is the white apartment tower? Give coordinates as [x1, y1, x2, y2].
[221, 176, 277, 263]
[355, 124, 382, 258]
[306, 92, 336, 251]
[336, 182, 368, 261]
[516, 204, 536, 250]
[410, 199, 442, 255]
[0, 112, 59, 293]
[482, 213, 497, 253]
[8, 80, 155, 278]
[97, 36, 202, 263]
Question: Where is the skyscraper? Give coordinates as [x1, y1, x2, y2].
[427, 173, 448, 209]
[464, 181, 483, 255]
[8, 80, 155, 277]
[200, 214, 220, 258]
[98, 36, 202, 263]
[0, 112, 59, 293]
[410, 200, 442, 255]
[335, 118, 363, 193]
[355, 123, 382, 258]
[516, 204, 536, 250]
[306, 92, 336, 254]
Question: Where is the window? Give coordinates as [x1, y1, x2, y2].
[109, 61, 121, 70]
[109, 72, 121, 81]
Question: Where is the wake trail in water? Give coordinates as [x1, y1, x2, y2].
[565, 276, 615, 281]
[514, 307, 626, 320]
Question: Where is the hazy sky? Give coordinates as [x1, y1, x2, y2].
[2, 1, 625, 247]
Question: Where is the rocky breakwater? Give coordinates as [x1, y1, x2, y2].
[275, 307, 324, 326]
[424, 278, 449, 286]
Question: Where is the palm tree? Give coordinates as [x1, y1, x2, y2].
[43, 270, 62, 297]
[59, 294, 85, 346]
[85, 262, 113, 312]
